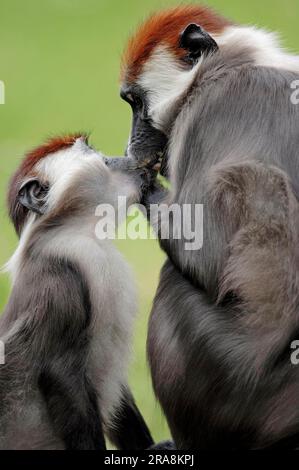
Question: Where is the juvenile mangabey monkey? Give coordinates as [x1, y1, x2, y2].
[121, 6, 299, 449]
[0, 134, 154, 450]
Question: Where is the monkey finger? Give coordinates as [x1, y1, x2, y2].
[152, 162, 161, 171]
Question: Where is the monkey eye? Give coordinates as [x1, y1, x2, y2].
[120, 90, 143, 110]
[120, 89, 132, 105]
[126, 93, 134, 103]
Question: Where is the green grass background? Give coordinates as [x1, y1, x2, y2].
[0, 0, 299, 442]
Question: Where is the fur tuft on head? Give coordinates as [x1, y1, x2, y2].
[121, 5, 231, 82]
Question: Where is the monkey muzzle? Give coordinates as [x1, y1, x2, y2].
[104, 156, 154, 171]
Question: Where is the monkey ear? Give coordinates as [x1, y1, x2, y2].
[179, 24, 218, 64]
[18, 178, 49, 215]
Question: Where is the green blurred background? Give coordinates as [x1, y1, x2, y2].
[0, 0, 298, 443]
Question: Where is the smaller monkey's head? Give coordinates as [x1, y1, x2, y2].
[8, 134, 152, 236]
[120, 5, 229, 172]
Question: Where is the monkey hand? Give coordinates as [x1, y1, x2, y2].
[133, 165, 159, 199]
[104, 155, 160, 203]
[140, 179, 169, 219]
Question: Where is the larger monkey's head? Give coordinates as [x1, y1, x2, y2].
[120, 5, 231, 170]
[121, 5, 299, 175]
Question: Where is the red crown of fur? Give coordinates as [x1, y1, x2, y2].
[8, 133, 88, 235]
[121, 5, 232, 82]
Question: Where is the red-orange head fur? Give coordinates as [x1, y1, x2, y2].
[121, 5, 232, 83]
[8, 133, 88, 235]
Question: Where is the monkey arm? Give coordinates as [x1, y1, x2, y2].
[148, 259, 261, 449]
[142, 179, 169, 209]
[141, 178, 169, 234]
[38, 363, 106, 450]
[34, 258, 106, 450]
[148, 162, 299, 448]
[106, 386, 154, 450]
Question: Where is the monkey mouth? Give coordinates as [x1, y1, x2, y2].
[141, 150, 168, 177]
[143, 150, 168, 176]
[131, 149, 165, 170]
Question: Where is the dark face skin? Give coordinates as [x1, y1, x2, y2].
[120, 84, 168, 169]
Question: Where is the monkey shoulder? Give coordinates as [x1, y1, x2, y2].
[185, 55, 299, 126]
[1, 252, 91, 339]
[170, 63, 299, 194]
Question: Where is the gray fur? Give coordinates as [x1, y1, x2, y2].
[0, 146, 154, 449]
[145, 44, 299, 448]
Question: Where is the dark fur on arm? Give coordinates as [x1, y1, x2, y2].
[38, 366, 105, 450]
[31, 258, 106, 450]
[107, 386, 153, 450]
[142, 180, 169, 210]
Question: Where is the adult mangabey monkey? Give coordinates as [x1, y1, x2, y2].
[0, 135, 154, 450]
[121, 5, 299, 449]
